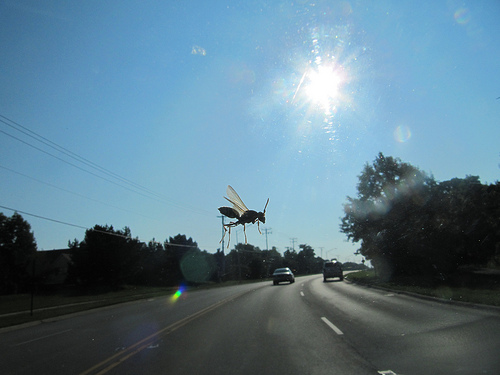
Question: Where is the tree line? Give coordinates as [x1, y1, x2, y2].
[340, 152, 500, 284]
[67, 228, 337, 288]
[0, 215, 346, 293]
[2, 152, 497, 293]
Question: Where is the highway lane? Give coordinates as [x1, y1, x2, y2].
[110, 277, 375, 375]
[1, 276, 499, 374]
[303, 276, 500, 374]
[0, 283, 263, 375]
[305, 279, 500, 374]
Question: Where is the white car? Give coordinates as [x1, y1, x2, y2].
[272, 267, 295, 285]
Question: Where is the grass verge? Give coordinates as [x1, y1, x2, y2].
[345, 270, 500, 307]
[0, 285, 178, 329]
[0, 279, 271, 329]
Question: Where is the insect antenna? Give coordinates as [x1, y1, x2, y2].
[263, 198, 269, 213]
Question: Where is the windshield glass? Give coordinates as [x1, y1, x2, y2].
[274, 268, 289, 273]
[1, 1, 498, 260]
[1, 2, 499, 375]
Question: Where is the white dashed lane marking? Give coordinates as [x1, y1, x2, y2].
[321, 317, 344, 335]
[300, 291, 305, 297]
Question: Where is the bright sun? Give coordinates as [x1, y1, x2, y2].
[304, 64, 345, 112]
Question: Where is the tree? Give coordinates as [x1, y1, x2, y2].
[297, 244, 321, 274]
[121, 234, 218, 286]
[283, 248, 298, 272]
[214, 248, 225, 282]
[135, 239, 167, 286]
[341, 153, 500, 284]
[484, 182, 500, 267]
[163, 234, 201, 285]
[68, 225, 142, 287]
[262, 247, 282, 277]
[178, 248, 217, 284]
[340, 153, 434, 281]
[0, 212, 37, 294]
[424, 176, 499, 273]
[225, 243, 262, 280]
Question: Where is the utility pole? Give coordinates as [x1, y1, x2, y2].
[217, 215, 225, 250]
[319, 247, 324, 259]
[263, 227, 272, 250]
[235, 228, 240, 245]
[290, 237, 297, 251]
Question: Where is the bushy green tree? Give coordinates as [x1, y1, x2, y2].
[424, 176, 499, 273]
[262, 247, 283, 277]
[283, 248, 298, 272]
[163, 234, 201, 285]
[341, 153, 500, 283]
[125, 234, 217, 286]
[68, 225, 142, 287]
[0, 212, 37, 293]
[297, 244, 322, 274]
[135, 239, 167, 285]
[340, 153, 433, 280]
[225, 243, 262, 280]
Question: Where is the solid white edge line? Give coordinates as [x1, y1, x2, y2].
[13, 329, 73, 346]
[321, 317, 344, 335]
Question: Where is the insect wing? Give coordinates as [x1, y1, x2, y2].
[225, 185, 248, 215]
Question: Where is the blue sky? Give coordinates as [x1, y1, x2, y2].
[1, 1, 499, 262]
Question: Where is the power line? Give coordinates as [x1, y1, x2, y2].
[0, 164, 160, 222]
[0, 204, 87, 230]
[0, 115, 159, 195]
[0, 114, 211, 216]
[0, 204, 198, 248]
[1, 129, 168, 204]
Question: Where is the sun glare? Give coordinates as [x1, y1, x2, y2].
[304, 65, 345, 113]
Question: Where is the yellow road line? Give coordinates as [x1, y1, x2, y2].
[78, 291, 248, 375]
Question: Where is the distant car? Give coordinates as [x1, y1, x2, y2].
[272, 267, 295, 285]
[323, 261, 343, 281]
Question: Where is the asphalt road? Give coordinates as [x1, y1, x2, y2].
[1, 276, 499, 375]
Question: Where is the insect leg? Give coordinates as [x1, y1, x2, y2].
[219, 225, 228, 244]
[257, 221, 262, 235]
[221, 221, 238, 248]
[226, 225, 232, 248]
[243, 224, 247, 244]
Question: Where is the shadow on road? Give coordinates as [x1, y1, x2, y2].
[323, 279, 344, 283]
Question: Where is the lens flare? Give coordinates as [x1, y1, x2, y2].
[170, 284, 186, 302]
[454, 8, 470, 25]
[394, 125, 411, 143]
[191, 45, 206, 55]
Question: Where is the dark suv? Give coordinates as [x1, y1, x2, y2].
[323, 261, 343, 281]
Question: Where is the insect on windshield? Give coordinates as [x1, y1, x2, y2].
[218, 185, 269, 248]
